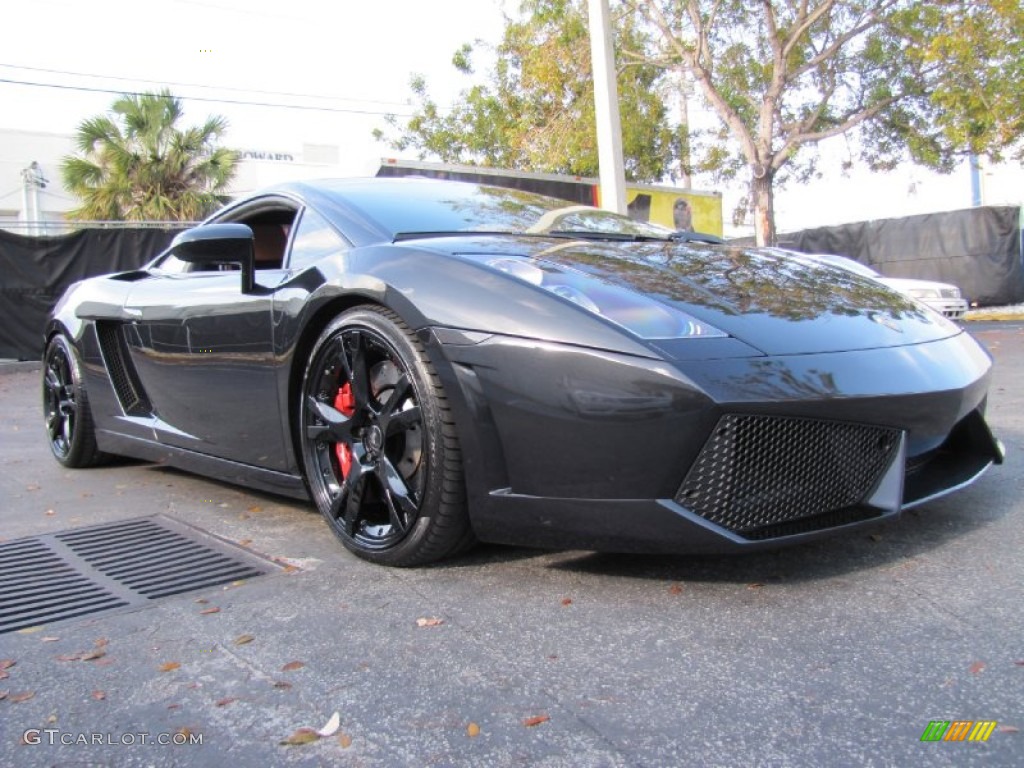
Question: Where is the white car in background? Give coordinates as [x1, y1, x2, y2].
[774, 250, 969, 320]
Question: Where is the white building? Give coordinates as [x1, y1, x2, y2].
[0, 128, 364, 235]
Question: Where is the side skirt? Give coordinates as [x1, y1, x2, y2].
[97, 430, 310, 500]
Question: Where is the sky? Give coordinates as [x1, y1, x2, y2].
[2, 0, 1021, 236]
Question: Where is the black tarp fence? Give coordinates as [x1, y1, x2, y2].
[774, 206, 1024, 307]
[0, 228, 186, 360]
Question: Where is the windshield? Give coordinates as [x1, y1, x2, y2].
[323, 179, 678, 240]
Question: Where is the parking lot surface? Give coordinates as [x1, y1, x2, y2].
[1, 323, 1021, 767]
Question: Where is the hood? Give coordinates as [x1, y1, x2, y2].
[445, 236, 962, 356]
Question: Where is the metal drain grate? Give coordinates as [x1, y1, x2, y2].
[0, 516, 278, 634]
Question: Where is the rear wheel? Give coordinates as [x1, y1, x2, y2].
[299, 307, 473, 566]
[43, 333, 107, 468]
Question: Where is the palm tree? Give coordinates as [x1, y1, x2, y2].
[61, 90, 238, 221]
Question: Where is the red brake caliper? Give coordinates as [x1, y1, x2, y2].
[333, 382, 356, 478]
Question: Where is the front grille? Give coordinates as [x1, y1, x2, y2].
[676, 414, 901, 539]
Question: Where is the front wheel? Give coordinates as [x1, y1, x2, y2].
[299, 307, 473, 566]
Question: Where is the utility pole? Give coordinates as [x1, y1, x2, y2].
[587, 0, 626, 214]
[969, 154, 984, 207]
[20, 161, 48, 236]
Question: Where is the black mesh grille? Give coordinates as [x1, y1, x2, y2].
[676, 414, 901, 538]
[96, 322, 150, 415]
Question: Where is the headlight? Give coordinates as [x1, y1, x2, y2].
[486, 256, 727, 340]
[905, 287, 940, 299]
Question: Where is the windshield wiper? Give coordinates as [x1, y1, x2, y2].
[393, 230, 535, 242]
[545, 230, 670, 242]
[669, 230, 725, 244]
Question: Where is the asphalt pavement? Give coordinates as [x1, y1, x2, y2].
[0, 322, 1021, 767]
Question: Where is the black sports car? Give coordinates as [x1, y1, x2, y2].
[43, 178, 1003, 565]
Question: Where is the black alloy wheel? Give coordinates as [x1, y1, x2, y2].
[43, 333, 106, 468]
[299, 307, 472, 566]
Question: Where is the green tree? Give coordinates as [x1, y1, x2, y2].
[374, 0, 677, 183]
[61, 90, 238, 221]
[634, 0, 1023, 244]
[905, 0, 1024, 161]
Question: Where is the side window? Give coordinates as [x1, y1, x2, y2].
[288, 208, 347, 270]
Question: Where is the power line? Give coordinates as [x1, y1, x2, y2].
[0, 62, 415, 109]
[0, 78, 423, 117]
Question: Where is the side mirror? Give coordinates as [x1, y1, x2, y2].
[170, 223, 256, 293]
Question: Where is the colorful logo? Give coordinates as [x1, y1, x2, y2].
[920, 721, 998, 742]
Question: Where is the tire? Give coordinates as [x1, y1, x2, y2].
[299, 307, 474, 566]
[43, 333, 108, 468]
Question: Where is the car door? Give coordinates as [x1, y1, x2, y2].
[121, 204, 294, 470]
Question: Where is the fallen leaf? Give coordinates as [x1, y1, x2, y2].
[1013, 660, 1024, 666]
[747, 582, 764, 590]
[668, 584, 684, 594]
[45, 509, 56, 516]
[40, 637, 59, 643]
[280, 728, 320, 746]
[91, 690, 106, 701]
[215, 697, 236, 707]
[523, 715, 549, 727]
[238, 539, 253, 547]
[46, 714, 57, 724]
[159, 662, 181, 673]
[0, 660, 14, 670]
[194, 598, 209, 604]
[969, 661, 986, 675]
[94, 637, 108, 648]
[56, 653, 83, 662]
[247, 506, 262, 513]
[80, 649, 106, 661]
[282, 565, 299, 574]
[416, 617, 444, 627]
[167, 703, 181, 710]
[317, 712, 341, 737]
[17, 626, 44, 634]
[281, 660, 305, 672]
[467, 722, 481, 737]
[997, 725, 1020, 734]
[234, 634, 255, 646]
[338, 733, 352, 748]
[26, 483, 40, 491]
[177, 727, 193, 740]
[560, 598, 572, 606]
[0, 691, 7, 700]
[272, 680, 292, 690]
[9, 691, 35, 703]
[199, 607, 221, 615]
[0, 671, 7, 680]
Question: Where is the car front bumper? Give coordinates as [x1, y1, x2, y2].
[431, 328, 1002, 554]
